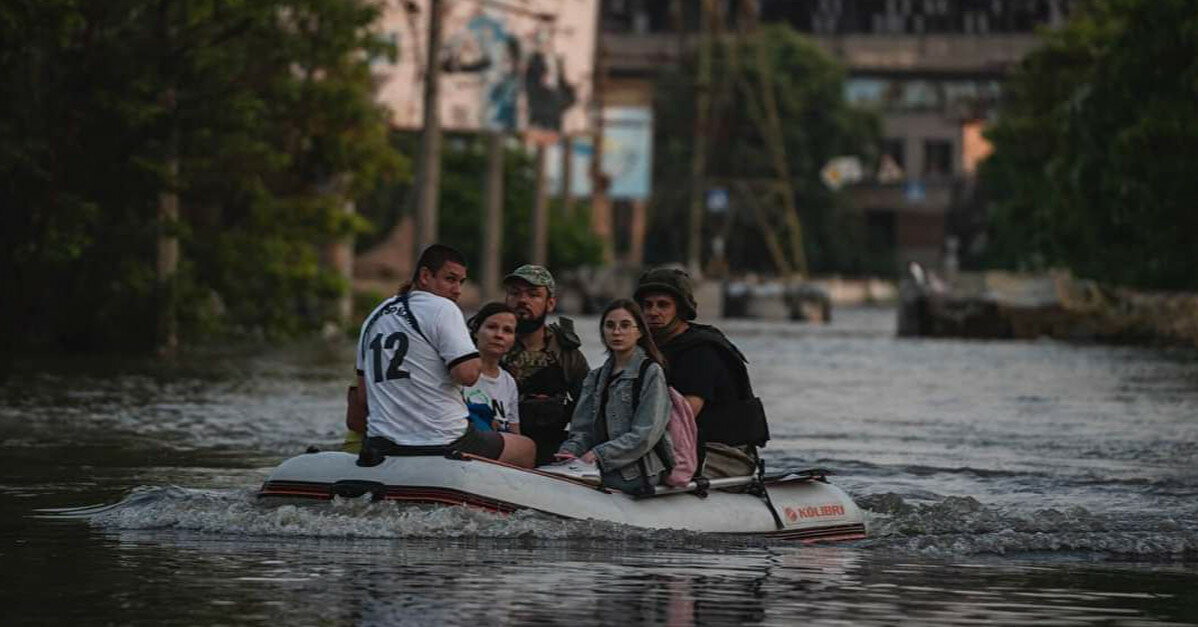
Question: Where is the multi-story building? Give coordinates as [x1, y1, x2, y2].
[599, 0, 1072, 273]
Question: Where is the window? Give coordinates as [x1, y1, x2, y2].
[845, 78, 887, 106]
[882, 138, 906, 170]
[813, 0, 844, 34]
[924, 140, 953, 177]
[902, 80, 942, 111]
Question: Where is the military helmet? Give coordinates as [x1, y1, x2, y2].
[634, 267, 697, 321]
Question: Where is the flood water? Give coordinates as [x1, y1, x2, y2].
[3, 307, 1197, 625]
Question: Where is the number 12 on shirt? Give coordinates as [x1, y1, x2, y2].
[368, 332, 411, 382]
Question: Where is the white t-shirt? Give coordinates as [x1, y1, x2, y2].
[356, 290, 479, 445]
[462, 369, 521, 431]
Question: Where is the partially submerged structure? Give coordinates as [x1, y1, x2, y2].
[898, 264, 1198, 347]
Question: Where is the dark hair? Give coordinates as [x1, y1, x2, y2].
[412, 244, 466, 285]
[467, 302, 517, 339]
[600, 298, 666, 368]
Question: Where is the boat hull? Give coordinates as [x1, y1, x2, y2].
[259, 452, 866, 542]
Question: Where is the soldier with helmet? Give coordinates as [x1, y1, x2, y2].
[635, 267, 770, 478]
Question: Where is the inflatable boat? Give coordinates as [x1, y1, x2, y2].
[259, 451, 866, 542]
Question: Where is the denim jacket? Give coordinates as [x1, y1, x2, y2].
[559, 346, 673, 482]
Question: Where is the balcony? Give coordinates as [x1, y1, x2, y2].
[811, 33, 1042, 76]
[602, 31, 1041, 78]
[849, 179, 956, 215]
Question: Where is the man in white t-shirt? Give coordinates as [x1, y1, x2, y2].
[353, 244, 535, 467]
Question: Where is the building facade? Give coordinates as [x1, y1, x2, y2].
[599, 0, 1072, 273]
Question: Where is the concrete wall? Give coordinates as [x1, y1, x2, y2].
[882, 112, 962, 180]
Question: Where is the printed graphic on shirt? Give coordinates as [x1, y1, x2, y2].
[356, 291, 479, 446]
[463, 389, 508, 419]
[461, 369, 521, 431]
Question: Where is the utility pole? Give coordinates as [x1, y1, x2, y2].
[481, 132, 505, 300]
[628, 199, 647, 268]
[530, 144, 549, 265]
[156, 0, 179, 357]
[559, 135, 573, 216]
[330, 198, 356, 325]
[590, 24, 612, 264]
[687, 0, 714, 276]
[720, 0, 807, 278]
[324, 174, 355, 326]
[414, 0, 444, 257]
[750, 16, 808, 278]
[157, 113, 180, 357]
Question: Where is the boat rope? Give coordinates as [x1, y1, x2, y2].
[753, 459, 785, 530]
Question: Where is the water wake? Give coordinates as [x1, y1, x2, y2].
[859, 492, 1198, 560]
[42, 486, 755, 548]
[40, 484, 1198, 560]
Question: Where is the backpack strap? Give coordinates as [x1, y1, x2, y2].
[632, 359, 677, 477]
[359, 294, 402, 363]
[399, 291, 433, 346]
[630, 358, 652, 413]
[547, 326, 577, 394]
[595, 359, 649, 444]
[631, 359, 655, 495]
[592, 368, 613, 444]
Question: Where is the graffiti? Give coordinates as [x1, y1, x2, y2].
[523, 18, 576, 137]
[377, 0, 596, 137]
[441, 9, 521, 131]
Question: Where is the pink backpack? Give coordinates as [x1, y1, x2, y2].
[662, 386, 700, 487]
[633, 360, 700, 487]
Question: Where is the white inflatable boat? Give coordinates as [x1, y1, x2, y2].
[259, 451, 866, 542]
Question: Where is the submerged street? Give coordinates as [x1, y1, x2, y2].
[3, 307, 1196, 625]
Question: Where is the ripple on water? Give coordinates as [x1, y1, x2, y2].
[858, 492, 1198, 560]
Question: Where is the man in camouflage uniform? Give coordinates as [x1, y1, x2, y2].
[501, 265, 590, 465]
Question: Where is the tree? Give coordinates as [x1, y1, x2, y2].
[982, 0, 1198, 290]
[356, 132, 604, 278]
[0, 0, 403, 352]
[648, 24, 879, 276]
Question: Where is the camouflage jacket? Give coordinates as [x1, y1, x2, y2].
[501, 317, 590, 403]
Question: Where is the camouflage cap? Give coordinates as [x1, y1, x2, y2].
[503, 264, 555, 295]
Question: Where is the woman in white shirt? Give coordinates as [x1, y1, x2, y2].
[464, 303, 522, 434]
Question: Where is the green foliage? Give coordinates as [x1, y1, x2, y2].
[0, 0, 405, 351]
[351, 286, 386, 335]
[545, 201, 605, 270]
[982, 0, 1198, 290]
[356, 132, 604, 274]
[649, 24, 880, 275]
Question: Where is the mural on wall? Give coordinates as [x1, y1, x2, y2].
[376, 0, 597, 139]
